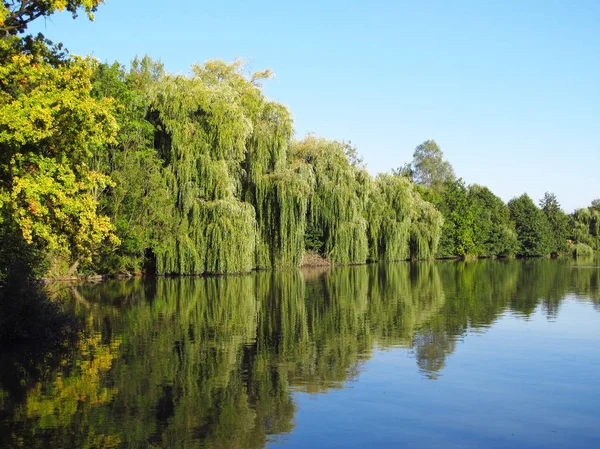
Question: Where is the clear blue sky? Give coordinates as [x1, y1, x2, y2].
[31, 0, 600, 212]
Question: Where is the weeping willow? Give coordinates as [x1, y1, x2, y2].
[244, 102, 313, 268]
[147, 61, 254, 274]
[571, 207, 600, 251]
[147, 60, 315, 274]
[367, 174, 443, 262]
[290, 137, 369, 265]
[409, 193, 444, 259]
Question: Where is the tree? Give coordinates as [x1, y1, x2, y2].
[539, 192, 569, 256]
[88, 60, 175, 274]
[0, 0, 103, 36]
[291, 137, 368, 265]
[508, 194, 551, 257]
[435, 179, 476, 257]
[368, 173, 443, 261]
[409, 140, 455, 191]
[149, 59, 302, 274]
[0, 10, 118, 276]
[468, 184, 518, 257]
[570, 201, 600, 251]
[1, 154, 119, 272]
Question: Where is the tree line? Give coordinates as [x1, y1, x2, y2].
[0, 1, 598, 284]
[400, 140, 599, 260]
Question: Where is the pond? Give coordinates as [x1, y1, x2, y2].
[1, 258, 599, 448]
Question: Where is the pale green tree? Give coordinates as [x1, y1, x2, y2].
[409, 140, 455, 191]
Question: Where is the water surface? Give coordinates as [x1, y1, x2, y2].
[1, 258, 599, 448]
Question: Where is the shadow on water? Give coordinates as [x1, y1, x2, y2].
[0, 258, 599, 448]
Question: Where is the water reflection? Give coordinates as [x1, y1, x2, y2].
[0, 258, 599, 448]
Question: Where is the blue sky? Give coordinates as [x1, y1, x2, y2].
[31, 0, 600, 212]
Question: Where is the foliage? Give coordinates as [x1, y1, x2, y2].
[291, 137, 368, 264]
[1, 154, 119, 266]
[0, 39, 117, 168]
[570, 200, 600, 251]
[539, 192, 569, 255]
[0, 0, 592, 279]
[508, 194, 551, 257]
[468, 184, 519, 257]
[0, 0, 103, 36]
[571, 242, 593, 258]
[148, 59, 305, 274]
[434, 179, 477, 257]
[0, 36, 118, 275]
[405, 140, 455, 191]
[370, 173, 443, 261]
[88, 60, 174, 274]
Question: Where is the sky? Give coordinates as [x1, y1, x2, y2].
[30, 0, 600, 212]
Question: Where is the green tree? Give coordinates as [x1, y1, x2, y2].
[408, 140, 455, 192]
[508, 194, 551, 257]
[435, 179, 476, 257]
[570, 201, 600, 251]
[468, 184, 518, 257]
[88, 60, 174, 274]
[0, 23, 120, 278]
[149, 59, 305, 274]
[291, 136, 368, 265]
[370, 173, 443, 261]
[539, 192, 569, 256]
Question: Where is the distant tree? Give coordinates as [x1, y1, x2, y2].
[410, 140, 455, 191]
[508, 194, 551, 257]
[469, 184, 519, 257]
[570, 200, 600, 251]
[392, 162, 414, 181]
[539, 192, 569, 256]
[435, 179, 476, 257]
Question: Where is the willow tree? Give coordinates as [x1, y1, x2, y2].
[370, 174, 443, 261]
[149, 60, 306, 274]
[149, 62, 254, 274]
[243, 101, 312, 269]
[291, 137, 369, 265]
[409, 191, 444, 259]
[570, 200, 600, 251]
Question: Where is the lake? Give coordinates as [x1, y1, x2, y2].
[1, 258, 599, 448]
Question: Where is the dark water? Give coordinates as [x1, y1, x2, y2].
[1, 258, 599, 448]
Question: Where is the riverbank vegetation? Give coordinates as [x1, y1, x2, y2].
[0, 1, 598, 287]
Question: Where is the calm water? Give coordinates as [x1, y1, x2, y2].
[1, 259, 599, 448]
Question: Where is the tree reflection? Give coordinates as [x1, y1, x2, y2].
[1, 258, 599, 447]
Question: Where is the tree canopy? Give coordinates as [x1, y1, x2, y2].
[0, 0, 103, 35]
[406, 140, 455, 191]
